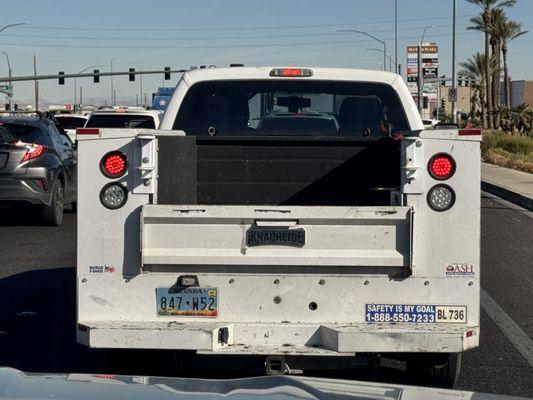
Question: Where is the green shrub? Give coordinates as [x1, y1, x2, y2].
[481, 130, 533, 173]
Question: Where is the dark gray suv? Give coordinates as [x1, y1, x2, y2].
[0, 112, 76, 226]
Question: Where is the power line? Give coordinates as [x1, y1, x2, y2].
[17, 15, 471, 33]
[3, 23, 469, 42]
[0, 31, 477, 51]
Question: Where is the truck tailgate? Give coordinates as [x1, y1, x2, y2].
[141, 205, 412, 267]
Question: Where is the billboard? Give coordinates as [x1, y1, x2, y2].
[407, 43, 439, 118]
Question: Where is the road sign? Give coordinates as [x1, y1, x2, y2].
[448, 88, 457, 102]
[0, 84, 13, 96]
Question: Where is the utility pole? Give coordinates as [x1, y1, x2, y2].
[33, 55, 39, 111]
[110, 59, 115, 106]
[79, 86, 83, 113]
[395, 0, 398, 74]
[140, 69, 143, 107]
[451, 0, 458, 124]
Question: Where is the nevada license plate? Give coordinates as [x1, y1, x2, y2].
[156, 287, 218, 317]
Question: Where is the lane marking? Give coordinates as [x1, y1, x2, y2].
[481, 288, 533, 368]
[481, 191, 533, 220]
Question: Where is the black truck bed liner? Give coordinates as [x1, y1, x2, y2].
[157, 136, 400, 206]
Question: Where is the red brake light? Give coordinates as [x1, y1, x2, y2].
[100, 151, 127, 178]
[270, 68, 313, 77]
[458, 129, 481, 136]
[76, 128, 100, 135]
[428, 153, 456, 180]
[21, 144, 45, 162]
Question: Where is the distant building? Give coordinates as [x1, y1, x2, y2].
[509, 80, 533, 108]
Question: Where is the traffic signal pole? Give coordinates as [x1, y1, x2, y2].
[33, 55, 39, 112]
[0, 68, 186, 83]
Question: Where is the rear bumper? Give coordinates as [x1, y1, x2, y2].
[0, 177, 50, 205]
[77, 321, 479, 354]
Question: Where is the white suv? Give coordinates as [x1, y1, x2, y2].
[85, 108, 162, 129]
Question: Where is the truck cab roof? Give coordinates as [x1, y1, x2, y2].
[161, 67, 423, 131]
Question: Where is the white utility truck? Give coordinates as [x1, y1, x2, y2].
[76, 67, 481, 386]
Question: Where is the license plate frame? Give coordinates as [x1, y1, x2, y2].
[156, 287, 218, 317]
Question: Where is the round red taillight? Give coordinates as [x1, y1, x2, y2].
[428, 153, 455, 180]
[100, 151, 127, 178]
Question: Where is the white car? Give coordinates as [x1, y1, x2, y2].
[54, 114, 89, 142]
[422, 118, 440, 129]
[84, 108, 162, 129]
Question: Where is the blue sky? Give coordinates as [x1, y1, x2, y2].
[1, 0, 532, 105]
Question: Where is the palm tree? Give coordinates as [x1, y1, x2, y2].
[466, 0, 516, 129]
[460, 52, 492, 126]
[493, 15, 528, 107]
[490, 9, 504, 128]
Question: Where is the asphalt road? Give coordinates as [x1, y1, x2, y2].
[0, 194, 532, 397]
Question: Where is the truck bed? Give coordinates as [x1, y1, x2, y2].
[157, 136, 401, 206]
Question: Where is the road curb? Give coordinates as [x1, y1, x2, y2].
[481, 181, 533, 211]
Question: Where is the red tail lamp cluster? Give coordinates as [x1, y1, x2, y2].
[99, 151, 128, 209]
[21, 144, 45, 162]
[428, 153, 456, 180]
[427, 153, 456, 212]
[100, 151, 127, 178]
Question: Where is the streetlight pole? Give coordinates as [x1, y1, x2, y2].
[336, 29, 386, 71]
[110, 58, 115, 106]
[0, 23, 26, 111]
[452, 0, 458, 124]
[418, 25, 435, 115]
[74, 64, 104, 112]
[0, 22, 27, 34]
[367, 48, 395, 72]
[1, 52, 13, 111]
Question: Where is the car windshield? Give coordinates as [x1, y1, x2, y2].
[56, 116, 87, 129]
[173, 80, 409, 137]
[86, 114, 156, 128]
[0, 123, 42, 143]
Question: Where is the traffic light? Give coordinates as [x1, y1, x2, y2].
[423, 96, 429, 109]
[58, 71, 65, 85]
[93, 69, 100, 83]
[4, 103, 9, 111]
[440, 75, 446, 86]
[164, 66, 171, 80]
[129, 68, 135, 82]
[441, 99, 446, 109]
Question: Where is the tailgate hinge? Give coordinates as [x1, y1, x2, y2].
[133, 134, 156, 194]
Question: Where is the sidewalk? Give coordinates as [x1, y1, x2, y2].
[481, 162, 533, 211]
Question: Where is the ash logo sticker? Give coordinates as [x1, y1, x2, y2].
[445, 263, 475, 277]
[89, 265, 116, 273]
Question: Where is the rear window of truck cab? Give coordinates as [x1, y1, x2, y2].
[86, 114, 156, 129]
[173, 80, 409, 137]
